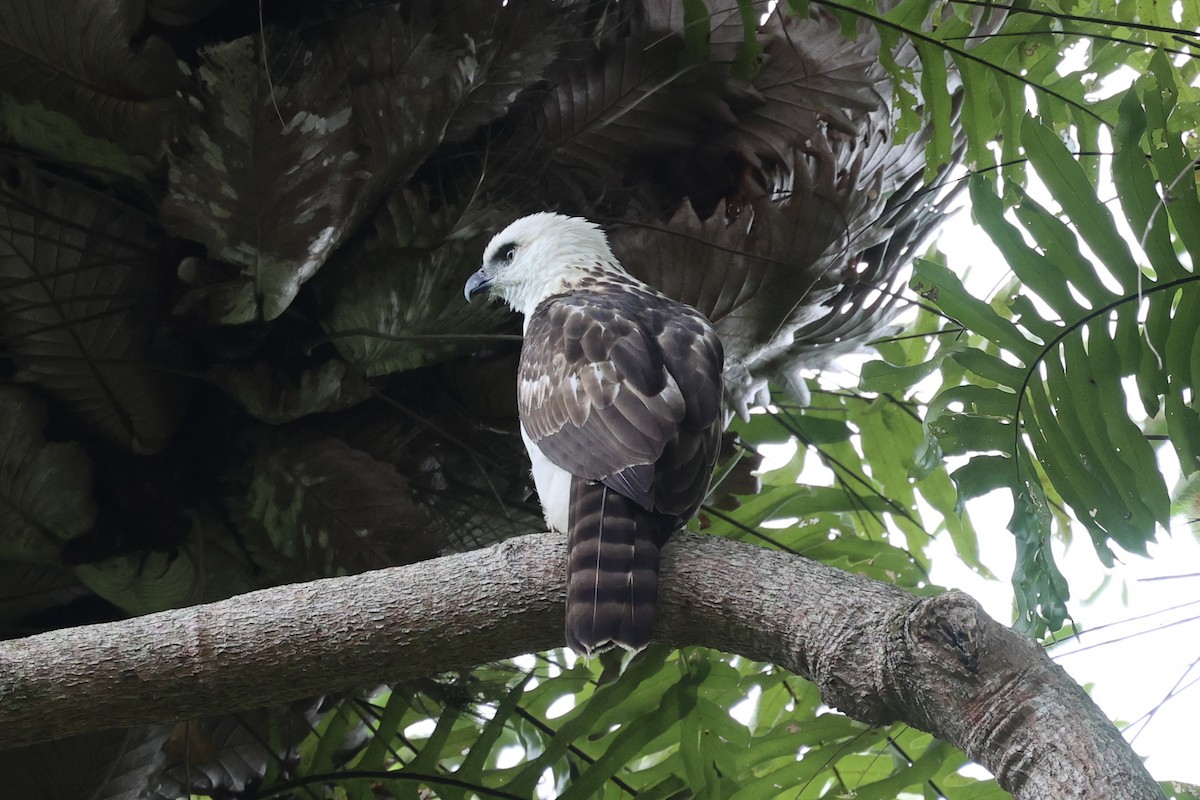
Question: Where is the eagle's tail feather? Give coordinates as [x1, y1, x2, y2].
[566, 481, 668, 655]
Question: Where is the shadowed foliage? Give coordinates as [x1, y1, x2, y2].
[1, 0, 1197, 797]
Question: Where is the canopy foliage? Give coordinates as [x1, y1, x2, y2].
[0, 0, 1197, 797]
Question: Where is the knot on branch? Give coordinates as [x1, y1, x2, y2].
[908, 591, 985, 675]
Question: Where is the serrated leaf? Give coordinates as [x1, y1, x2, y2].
[0, 387, 96, 562]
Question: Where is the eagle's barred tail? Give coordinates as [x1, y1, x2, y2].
[565, 481, 668, 655]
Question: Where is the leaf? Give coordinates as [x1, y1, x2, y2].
[1142, 51, 1200, 266]
[860, 345, 967, 393]
[1162, 783, 1200, 800]
[163, 11, 477, 320]
[0, 93, 154, 186]
[75, 511, 256, 615]
[455, 674, 533, 784]
[0, 726, 169, 800]
[717, 8, 890, 173]
[856, 399, 932, 553]
[0, 165, 185, 452]
[0, 561, 89, 635]
[146, 0, 229, 27]
[505, 648, 673, 796]
[680, 0, 712, 66]
[1021, 116, 1141, 294]
[1112, 89, 1188, 283]
[75, 551, 196, 617]
[439, 2, 574, 142]
[731, 0, 764, 80]
[915, 40, 954, 178]
[0, 0, 184, 157]
[0, 387, 96, 562]
[969, 177, 1085, 321]
[229, 431, 439, 581]
[318, 236, 513, 376]
[910, 258, 1038, 366]
[556, 669, 699, 800]
[214, 358, 374, 424]
[157, 713, 281, 797]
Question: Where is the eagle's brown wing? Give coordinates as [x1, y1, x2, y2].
[519, 281, 723, 653]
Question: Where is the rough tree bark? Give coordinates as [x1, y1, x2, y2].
[0, 532, 1163, 799]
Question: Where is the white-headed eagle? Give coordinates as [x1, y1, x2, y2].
[465, 213, 724, 654]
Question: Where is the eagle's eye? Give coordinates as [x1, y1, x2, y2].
[503, 245, 517, 263]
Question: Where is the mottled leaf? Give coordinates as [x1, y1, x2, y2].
[319, 236, 512, 376]
[229, 431, 438, 581]
[215, 358, 373, 424]
[440, 1, 575, 142]
[164, 11, 476, 320]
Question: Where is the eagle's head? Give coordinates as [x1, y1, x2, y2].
[464, 213, 621, 315]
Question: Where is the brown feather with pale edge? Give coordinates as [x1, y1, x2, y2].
[520, 273, 724, 653]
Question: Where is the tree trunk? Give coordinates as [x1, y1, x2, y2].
[0, 532, 1163, 799]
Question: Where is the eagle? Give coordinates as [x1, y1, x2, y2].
[464, 213, 724, 654]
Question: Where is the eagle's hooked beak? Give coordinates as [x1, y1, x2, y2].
[464, 268, 492, 303]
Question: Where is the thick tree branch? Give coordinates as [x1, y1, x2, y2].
[0, 533, 1162, 799]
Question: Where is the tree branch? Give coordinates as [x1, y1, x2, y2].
[0, 533, 1163, 799]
